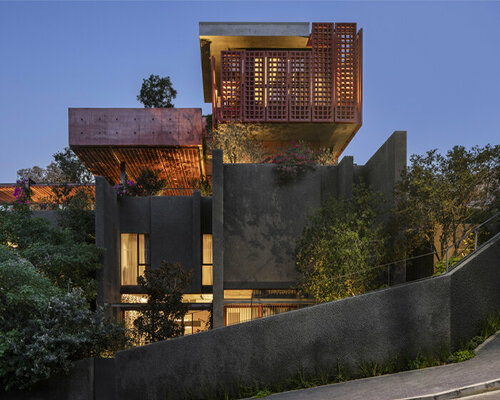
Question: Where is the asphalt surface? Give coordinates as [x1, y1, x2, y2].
[254, 332, 500, 400]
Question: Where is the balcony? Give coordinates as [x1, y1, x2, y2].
[211, 23, 362, 127]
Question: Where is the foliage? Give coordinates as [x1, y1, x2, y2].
[394, 145, 499, 267]
[129, 168, 167, 196]
[133, 261, 193, 344]
[137, 74, 177, 108]
[114, 168, 168, 197]
[210, 123, 268, 164]
[0, 252, 126, 391]
[0, 206, 101, 302]
[267, 141, 317, 182]
[53, 147, 94, 184]
[17, 147, 94, 185]
[295, 184, 385, 302]
[56, 187, 95, 243]
[189, 176, 213, 196]
[13, 178, 32, 204]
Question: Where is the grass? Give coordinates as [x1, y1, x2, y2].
[185, 314, 500, 400]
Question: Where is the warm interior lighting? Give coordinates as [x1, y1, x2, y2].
[121, 233, 149, 285]
[202, 234, 213, 286]
[182, 294, 213, 303]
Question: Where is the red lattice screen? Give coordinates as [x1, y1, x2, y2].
[289, 51, 312, 121]
[356, 29, 363, 124]
[211, 56, 218, 130]
[334, 23, 357, 122]
[220, 51, 243, 122]
[266, 51, 289, 121]
[243, 51, 266, 122]
[311, 23, 335, 122]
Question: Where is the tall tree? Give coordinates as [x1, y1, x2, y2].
[17, 147, 93, 184]
[394, 144, 499, 263]
[137, 74, 177, 108]
[133, 261, 192, 344]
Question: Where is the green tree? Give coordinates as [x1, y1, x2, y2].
[129, 168, 168, 196]
[137, 74, 177, 108]
[295, 184, 385, 302]
[17, 147, 93, 185]
[0, 206, 101, 302]
[0, 249, 126, 391]
[133, 261, 192, 344]
[394, 144, 499, 264]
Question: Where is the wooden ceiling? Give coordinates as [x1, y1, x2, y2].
[71, 146, 204, 188]
[0, 184, 95, 204]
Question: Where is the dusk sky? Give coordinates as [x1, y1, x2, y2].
[0, 1, 499, 182]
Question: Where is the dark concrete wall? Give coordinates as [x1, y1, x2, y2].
[8, 234, 499, 400]
[222, 163, 325, 289]
[219, 131, 407, 291]
[361, 131, 407, 207]
[95, 176, 120, 309]
[111, 234, 500, 400]
[32, 210, 60, 226]
[4, 359, 94, 400]
[96, 181, 209, 296]
[113, 276, 450, 400]
[449, 233, 500, 348]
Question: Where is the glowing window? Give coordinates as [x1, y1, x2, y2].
[121, 233, 149, 285]
[202, 234, 213, 286]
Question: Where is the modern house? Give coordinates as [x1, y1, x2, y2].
[63, 21, 408, 334]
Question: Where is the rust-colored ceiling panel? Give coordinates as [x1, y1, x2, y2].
[0, 184, 95, 204]
[72, 146, 203, 188]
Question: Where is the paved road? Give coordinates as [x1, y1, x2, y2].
[257, 332, 500, 400]
[454, 391, 500, 399]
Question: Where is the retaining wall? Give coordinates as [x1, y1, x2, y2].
[10, 233, 496, 400]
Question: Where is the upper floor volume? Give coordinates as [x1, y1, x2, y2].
[200, 22, 363, 157]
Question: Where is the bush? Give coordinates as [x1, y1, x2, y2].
[295, 184, 386, 302]
[0, 250, 126, 391]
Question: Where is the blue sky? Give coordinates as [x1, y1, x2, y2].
[0, 1, 499, 182]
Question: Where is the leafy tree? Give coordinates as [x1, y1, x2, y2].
[17, 147, 93, 185]
[129, 168, 168, 196]
[295, 184, 386, 302]
[137, 74, 177, 108]
[0, 249, 126, 391]
[133, 261, 192, 344]
[210, 123, 268, 163]
[394, 144, 499, 265]
[56, 187, 95, 243]
[0, 206, 101, 302]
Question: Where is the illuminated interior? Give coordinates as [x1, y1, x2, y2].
[121, 233, 149, 285]
[202, 234, 213, 286]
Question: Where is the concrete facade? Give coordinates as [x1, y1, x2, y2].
[212, 131, 407, 326]
[95, 177, 211, 306]
[12, 233, 498, 400]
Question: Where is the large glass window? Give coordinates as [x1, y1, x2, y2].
[202, 234, 213, 286]
[121, 233, 149, 285]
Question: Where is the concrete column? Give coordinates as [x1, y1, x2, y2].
[191, 191, 202, 291]
[212, 150, 224, 328]
[337, 155, 353, 199]
[120, 161, 127, 185]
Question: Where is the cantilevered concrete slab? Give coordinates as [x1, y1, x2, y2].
[69, 108, 207, 189]
[200, 22, 311, 102]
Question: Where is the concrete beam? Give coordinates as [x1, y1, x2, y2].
[199, 22, 310, 37]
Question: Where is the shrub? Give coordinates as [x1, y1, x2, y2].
[0, 252, 126, 391]
[295, 184, 386, 302]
